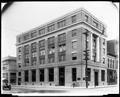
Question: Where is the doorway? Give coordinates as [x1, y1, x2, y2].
[59, 67, 65, 86]
[18, 78, 21, 85]
[94, 71, 98, 86]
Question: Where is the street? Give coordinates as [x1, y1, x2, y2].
[2, 85, 119, 96]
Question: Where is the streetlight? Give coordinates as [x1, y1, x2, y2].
[83, 29, 90, 88]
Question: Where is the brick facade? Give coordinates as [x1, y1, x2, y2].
[16, 8, 107, 87]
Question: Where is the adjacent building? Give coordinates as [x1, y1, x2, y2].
[2, 56, 17, 85]
[107, 40, 118, 85]
[16, 8, 107, 87]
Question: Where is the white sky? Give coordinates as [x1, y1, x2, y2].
[1, 2, 119, 58]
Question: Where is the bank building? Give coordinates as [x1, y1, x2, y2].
[16, 8, 107, 87]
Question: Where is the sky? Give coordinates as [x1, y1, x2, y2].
[1, 2, 119, 58]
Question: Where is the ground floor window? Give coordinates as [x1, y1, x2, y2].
[39, 69, 44, 82]
[10, 73, 16, 83]
[107, 69, 117, 84]
[48, 68, 54, 82]
[72, 68, 77, 81]
[10, 78, 16, 84]
[31, 69, 36, 82]
[24, 70, 29, 82]
[101, 70, 105, 81]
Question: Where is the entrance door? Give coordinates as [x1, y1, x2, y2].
[18, 78, 21, 85]
[94, 71, 98, 86]
[59, 67, 65, 86]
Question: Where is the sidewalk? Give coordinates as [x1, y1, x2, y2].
[11, 84, 118, 90]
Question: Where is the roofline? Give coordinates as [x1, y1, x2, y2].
[2, 56, 16, 62]
[17, 7, 106, 37]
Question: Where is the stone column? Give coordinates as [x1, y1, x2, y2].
[29, 70, 31, 84]
[37, 42, 39, 66]
[55, 36, 58, 62]
[21, 46, 24, 67]
[16, 72, 18, 85]
[54, 67, 59, 86]
[45, 68, 48, 85]
[8, 72, 10, 84]
[29, 44, 31, 66]
[45, 39, 48, 64]
[97, 37, 100, 62]
[21, 70, 24, 85]
[90, 33, 93, 60]
[36, 69, 39, 84]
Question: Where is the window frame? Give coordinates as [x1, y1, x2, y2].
[101, 70, 105, 81]
[71, 15, 77, 23]
[72, 68, 77, 81]
[24, 70, 29, 82]
[48, 68, 54, 82]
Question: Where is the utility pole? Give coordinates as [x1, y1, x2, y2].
[83, 29, 89, 88]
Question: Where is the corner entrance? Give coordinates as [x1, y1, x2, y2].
[59, 67, 65, 86]
[94, 71, 98, 86]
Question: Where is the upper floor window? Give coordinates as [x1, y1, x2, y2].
[103, 58, 105, 64]
[31, 42, 37, 52]
[47, 24, 55, 32]
[39, 39, 45, 48]
[18, 72, 21, 76]
[24, 45, 29, 54]
[3, 73, 8, 78]
[93, 21, 98, 28]
[72, 41, 77, 49]
[113, 60, 114, 69]
[57, 20, 66, 28]
[24, 54, 29, 66]
[48, 36, 55, 45]
[18, 47, 22, 53]
[58, 52, 66, 62]
[31, 31, 37, 38]
[103, 48, 105, 54]
[18, 37, 22, 43]
[48, 48, 55, 54]
[18, 55, 22, 60]
[48, 54, 55, 63]
[18, 63, 21, 68]
[3, 66, 7, 70]
[103, 38, 105, 45]
[92, 34, 97, 48]
[108, 58, 109, 68]
[72, 29, 77, 37]
[59, 45, 66, 52]
[39, 50, 45, 56]
[58, 33, 66, 43]
[110, 59, 112, 68]
[85, 15, 89, 22]
[71, 15, 77, 23]
[39, 28, 45, 35]
[72, 53, 77, 60]
[39, 56, 45, 64]
[24, 33, 29, 41]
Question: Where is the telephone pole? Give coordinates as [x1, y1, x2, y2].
[83, 29, 89, 88]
